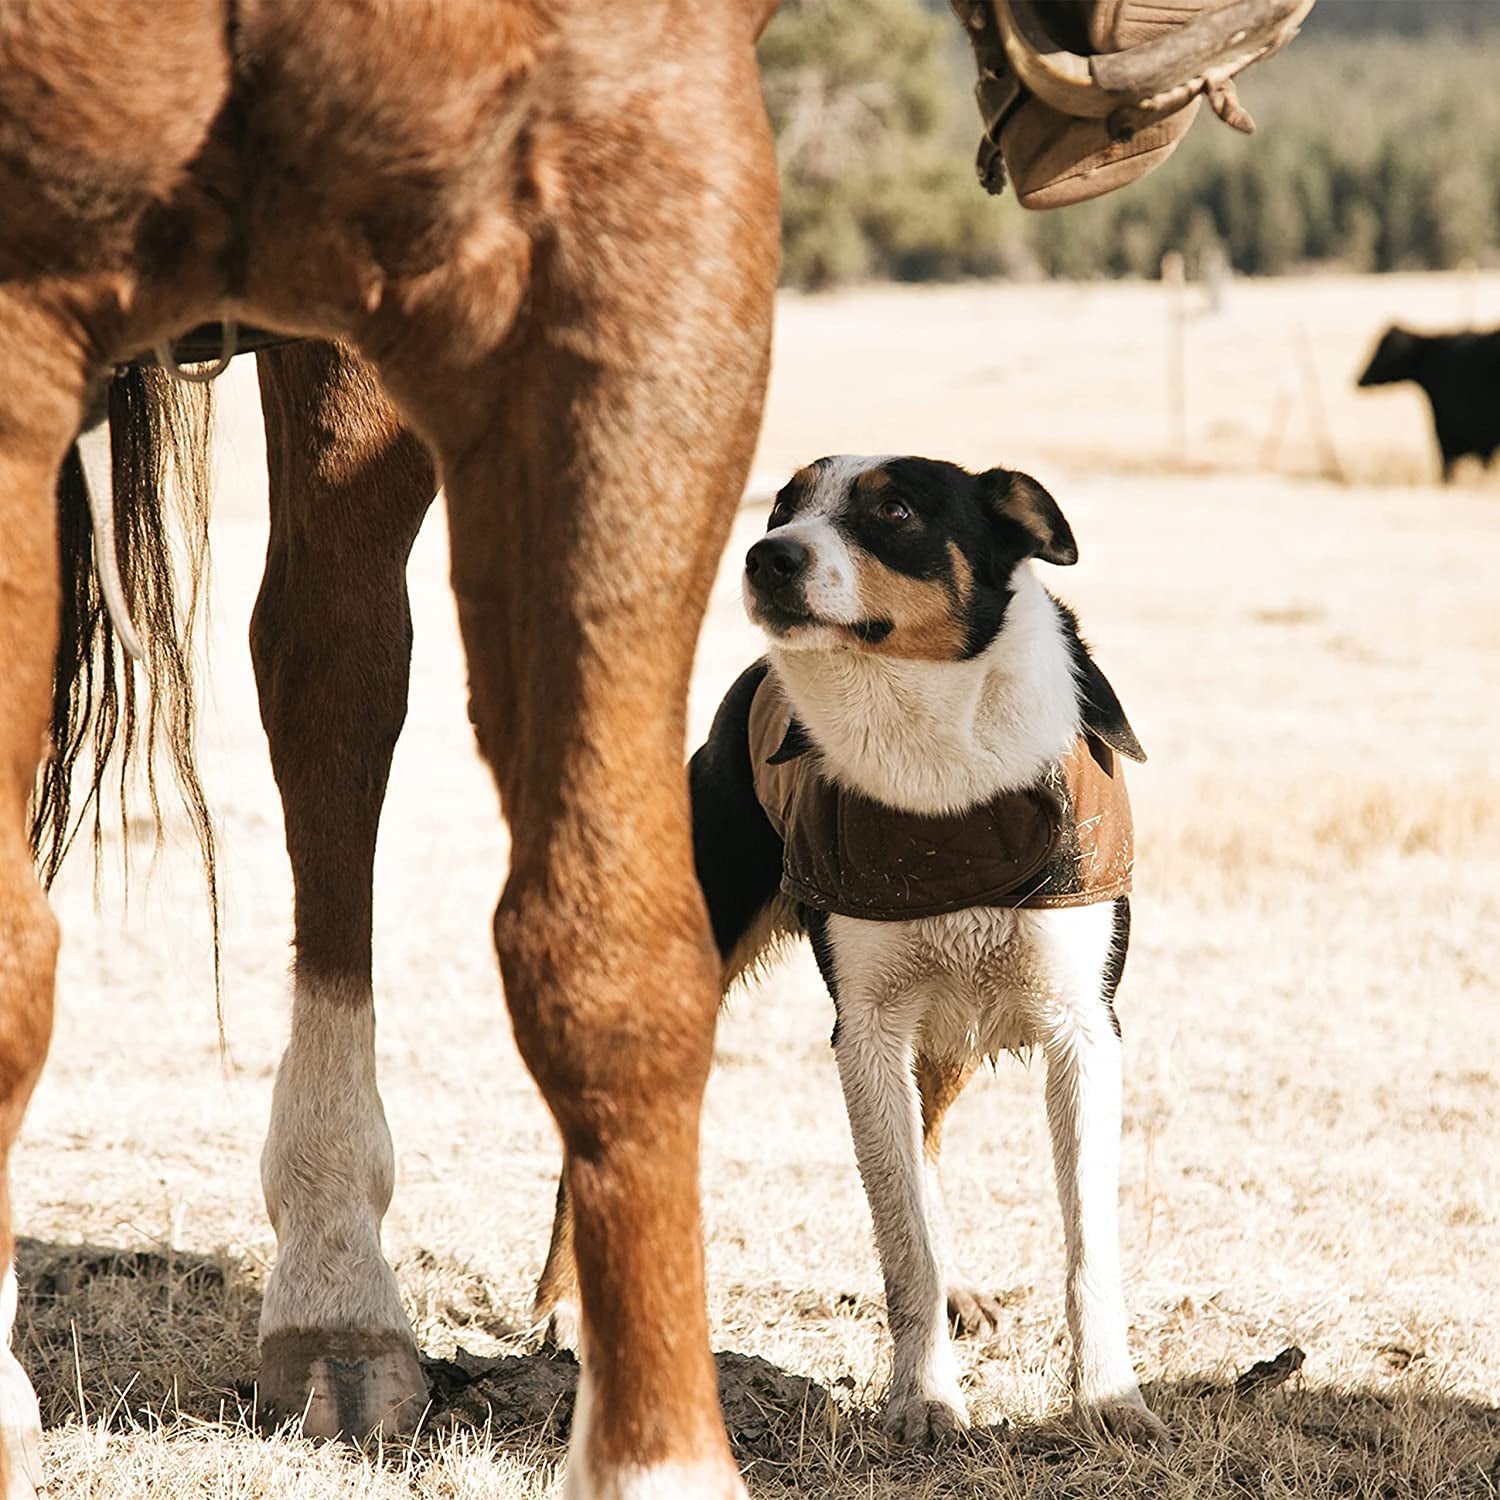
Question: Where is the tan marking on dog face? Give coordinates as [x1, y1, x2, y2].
[854, 466, 891, 494]
[849, 553, 967, 661]
[947, 542, 973, 607]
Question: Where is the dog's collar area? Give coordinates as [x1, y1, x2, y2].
[748, 670, 1133, 922]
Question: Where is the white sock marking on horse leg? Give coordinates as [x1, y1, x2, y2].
[259, 975, 408, 1341]
[564, 1355, 747, 1500]
[0, 1261, 41, 1499]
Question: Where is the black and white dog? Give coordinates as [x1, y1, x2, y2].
[692, 455, 1166, 1448]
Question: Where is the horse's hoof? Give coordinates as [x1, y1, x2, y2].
[259, 1327, 428, 1440]
[0, 1417, 41, 1500]
[0, 1345, 42, 1499]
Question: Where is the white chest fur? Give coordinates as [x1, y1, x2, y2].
[824, 902, 1117, 1061]
[768, 568, 1081, 816]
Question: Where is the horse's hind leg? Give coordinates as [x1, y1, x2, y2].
[251, 341, 437, 1438]
[0, 316, 89, 1498]
[439, 357, 765, 1488]
[363, 67, 778, 1500]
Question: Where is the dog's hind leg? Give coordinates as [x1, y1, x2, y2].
[251, 341, 437, 1439]
[1025, 905, 1168, 1449]
[532, 1176, 581, 1351]
[914, 1052, 1011, 1339]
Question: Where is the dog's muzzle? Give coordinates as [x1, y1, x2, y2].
[745, 534, 820, 632]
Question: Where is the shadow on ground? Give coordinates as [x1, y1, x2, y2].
[16, 1236, 262, 1430]
[14, 1238, 1500, 1496]
[12, 1236, 829, 1472]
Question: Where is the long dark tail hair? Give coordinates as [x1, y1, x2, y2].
[31, 366, 220, 989]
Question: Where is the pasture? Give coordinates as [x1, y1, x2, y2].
[21, 270, 1500, 1496]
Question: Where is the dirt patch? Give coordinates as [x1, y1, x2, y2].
[424, 1345, 834, 1469]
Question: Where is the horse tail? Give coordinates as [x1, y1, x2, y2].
[31, 365, 220, 989]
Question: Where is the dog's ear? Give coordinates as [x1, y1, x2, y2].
[980, 469, 1078, 566]
[1074, 649, 1146, 763]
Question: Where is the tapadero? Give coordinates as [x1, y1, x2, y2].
[747, 671, 1132, 922]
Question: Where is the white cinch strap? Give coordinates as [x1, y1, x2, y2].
[154, 319, 239, 384]
[76, 419, 144, 663]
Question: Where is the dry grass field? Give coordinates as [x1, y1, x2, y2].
[19, 270, 1500, 1497]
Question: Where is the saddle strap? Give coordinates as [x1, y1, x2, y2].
[142, 320, 302, 375]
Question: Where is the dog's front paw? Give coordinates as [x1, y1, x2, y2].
[884, 1387, 968, 1447]
[1076, 1393, 1173, 1453]
[946, 1283, 1008, 1339]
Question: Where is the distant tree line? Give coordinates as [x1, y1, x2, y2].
[760, 1, 1500, 287]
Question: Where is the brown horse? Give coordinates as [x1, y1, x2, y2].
[0, 1, 1312, 1495]
[1, 4, 778, 1496]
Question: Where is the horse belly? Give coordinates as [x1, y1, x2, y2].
[0, 1, 229, 275]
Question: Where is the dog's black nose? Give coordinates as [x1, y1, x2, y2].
[745, 535, 810, 591]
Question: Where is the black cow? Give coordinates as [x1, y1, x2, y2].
[1357, 324, 1500, 483]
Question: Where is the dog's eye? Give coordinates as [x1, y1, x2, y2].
[877, 499, 911, 523]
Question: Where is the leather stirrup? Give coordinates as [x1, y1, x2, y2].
[951, 0, 1316, 208]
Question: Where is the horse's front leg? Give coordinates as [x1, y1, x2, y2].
[251, 341, 437, 1438]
